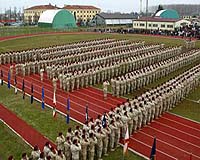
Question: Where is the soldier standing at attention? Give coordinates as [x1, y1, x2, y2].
[40, 68, 44, 82]
[55, 132, 65, 151]
[103, 80, 110, 100]
[71, 139, 81, 160]
[52, 76, 58, 94]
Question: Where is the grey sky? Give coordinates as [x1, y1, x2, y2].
[0, 0, 200, 13]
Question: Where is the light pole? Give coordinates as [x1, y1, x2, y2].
[145, 0, 148, 32]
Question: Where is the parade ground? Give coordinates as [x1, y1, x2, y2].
[0, 32, 200, 160]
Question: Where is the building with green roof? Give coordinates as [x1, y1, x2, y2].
[38, 9, 77, 29]
[155, 9, 180, 19]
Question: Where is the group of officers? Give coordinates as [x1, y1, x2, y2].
[18, 62, 200, 160]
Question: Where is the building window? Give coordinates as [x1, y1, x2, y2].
[153, 24, 158, 27]
[140, 23, 145, 26]
[77, 11, 79, 13]
[161, 24, 165, 28]
[149, 24, 151, 27]
[167, 25, 173, 28]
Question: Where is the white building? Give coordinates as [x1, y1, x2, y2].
[133, 17, 191, 31]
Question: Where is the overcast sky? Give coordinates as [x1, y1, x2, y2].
[0, 0, 200, 13]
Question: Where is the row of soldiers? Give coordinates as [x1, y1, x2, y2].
[52, 46, 182, 92]
[0, 39, 130, 65]
[8, 62, 200, 160]
[111, 49, 200, 96]
[184, 40, 196, 49]
[13, 40, 147, 77]
[45, 44, 161, 77]
[37, 63, 200, 160]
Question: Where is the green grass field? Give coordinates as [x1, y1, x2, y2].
[0, 33, 199, 159]
[0, 33, 188, 52]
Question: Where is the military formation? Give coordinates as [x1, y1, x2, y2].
[22, 63, 200, 160]
[2, 38, 199, 160]
[111, 49, 200, 96]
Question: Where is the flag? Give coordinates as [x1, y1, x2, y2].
[7, 71, 10, 89]
[14, 75, 17, 94]
[53, 107, 57, 118]
[102, 113, 107, 128]
[85, 104, 89, 122]
[52, 91, 57, 118]
[150, 137, 156, 160]
[66, 98, 70, 124]
[41, 86, 45, 109]
[22, 79, 25, 99]
[0, 70, 3, 85]
[30, 83, 34, 104]
[53, 91, 56, 105]
[123, 127, 129, 155]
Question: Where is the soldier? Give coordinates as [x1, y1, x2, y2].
[30, 145, 41, 160]
[56, 150, 66, 160]
[103, 80, 110, 100]
[121, 111, 131, 138]
[80, 134, 89, 160]
[111, 78, 116, 96]
[115, 116, 123, 148]
[43, 142, 51, 157]
[53, 77, 58, 94]
[55, 132, 65, 151]
[70, 139, 81, 160]
[115, 78, 120, 97]
[58, 73, 63, 89]
[70, 74, 75, 92]
[10, 65, 14, 79]
[96, 128, 106, 160]
[21, 153, 29, 160]
[88, 133, 97, 160]
[109, 120, 117, 151]
[64, 137, 71, 160]
[102, 124, 111, 156]
[40, 68, 44, 82]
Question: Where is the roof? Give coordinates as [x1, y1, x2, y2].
[155, 9, 180, 19]
[38, 10, 61, 23]
[63, 5, 100, 10]
[97, 12, 138, 20]
[25, 4, 59, 10]
[135, 17, 181, 22]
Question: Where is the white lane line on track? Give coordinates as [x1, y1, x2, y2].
[161, 116, 200, 132]
[129, 136, 177, 160]
[139, 130, 200, 159]
[148, 123, 200, 147]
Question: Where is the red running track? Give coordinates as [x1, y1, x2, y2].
[0, 103, 56, 151]
[1, 64, 200, 160]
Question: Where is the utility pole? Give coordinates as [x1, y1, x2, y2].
[145, 0, 148, 32]
[140, 0, 142, 14]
